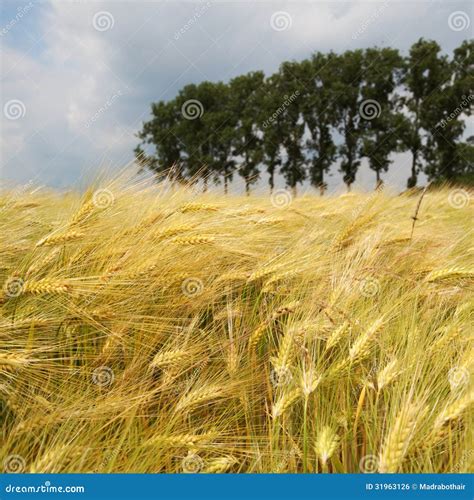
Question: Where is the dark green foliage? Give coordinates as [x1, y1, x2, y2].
[229, 71, 265, 194]
[360, 48, 405, 188]
[300, 53, 338, 193]
[136, 39, 473, 192]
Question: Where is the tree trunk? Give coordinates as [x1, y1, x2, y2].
[245, 178, 250, 196]
[407, 150, 418, 188]
[375, 170, 382, 190]
[269, 169, 274, 195]
[318, 170, 325, 196]
[408, 106, 421, 189]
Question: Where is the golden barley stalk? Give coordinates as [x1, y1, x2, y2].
[172, 236, 215, 245]
[249, 323, 267, 351]
[0, 351, 30, 370]
[24, 279, 70, 295]
[15, 413, 60, 432]
[11, 201, 40, 209]
[176, 385, 224, 412]
[100, 266, 123, 281]
[271, 326, 305, 372]
[328, 357, 351, 378]
[272, 388, 302, 418]
[333, 213, 377, 248]
[180, 203, 219, 213]
[273, 301, 301, 319]
[431, 389, 474, 444]
[155, 224, 195, 239]
[325, 322, 349, 351]
[125, 263, 158, 279]
[144, 433, 216, 448]
[205, 456, 236, 473]
[349, 317, 384, 363]
[150, 350, 189, 369]
[427, 267, 473, 282]
[29, 447, 65, 473]
[314, 426, 339, 466]
[33, 394, 52, 409]
[36, 230, 84, 247]
[377, 359, 402, 391]
[234, 207, 266, 216]
[254, 217, 285, 225]
[300, 370, 322, 397]
[70, 199, 96, 225]
[248, 263, 285, 282]
[379, 403, 421, 473]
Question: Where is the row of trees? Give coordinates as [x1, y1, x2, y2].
[135, 39, 473, 193]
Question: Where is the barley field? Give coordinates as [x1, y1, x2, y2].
[1, 177, 472, 474]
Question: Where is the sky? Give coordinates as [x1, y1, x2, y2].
[0, 0, 472, 193]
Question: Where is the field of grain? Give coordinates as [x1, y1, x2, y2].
[1, 177, 472, 473]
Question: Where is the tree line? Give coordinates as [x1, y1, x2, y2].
[135, 38, 473, 194]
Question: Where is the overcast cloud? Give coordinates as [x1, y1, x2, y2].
[0, 0, 472, 193]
